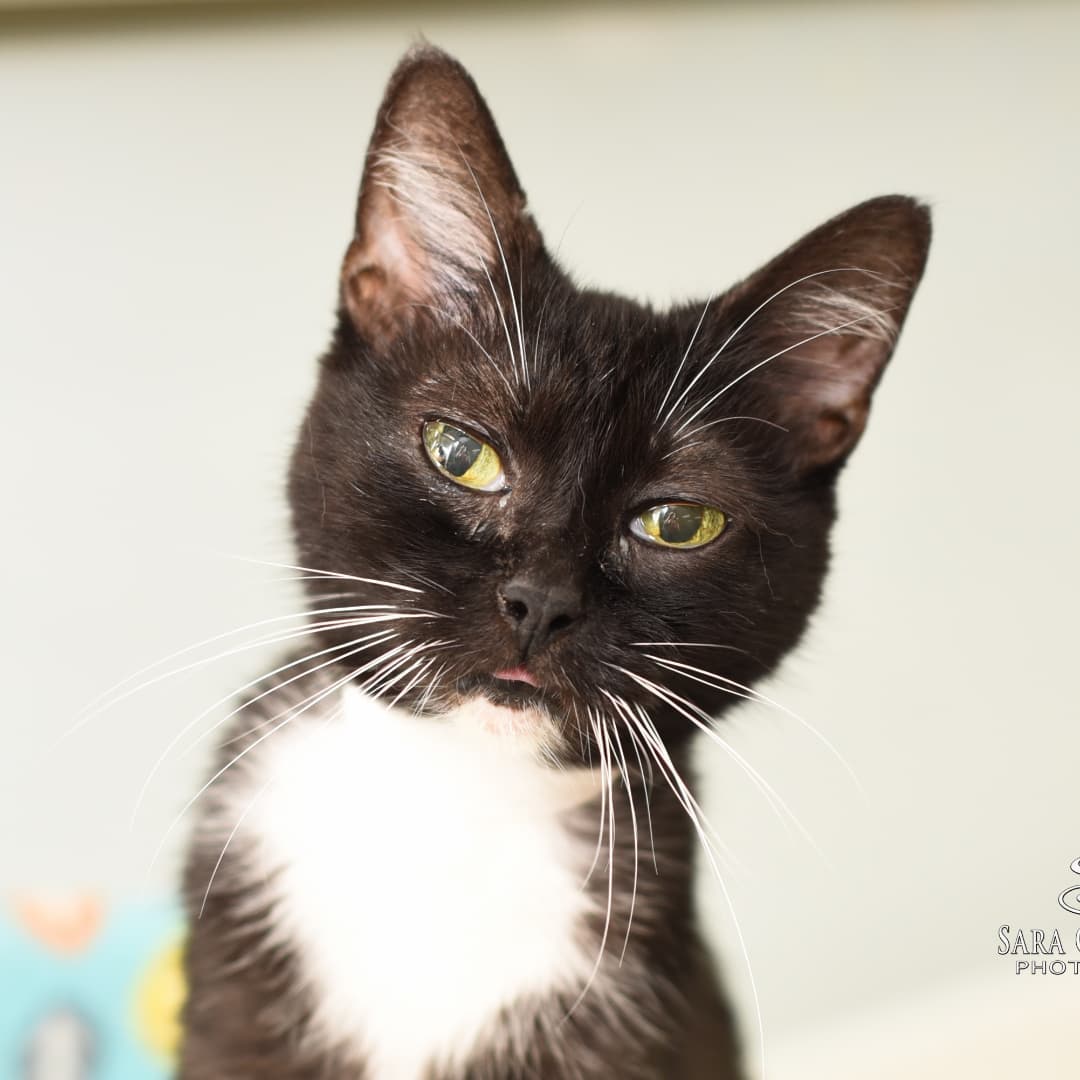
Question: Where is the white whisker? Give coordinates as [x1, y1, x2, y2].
[197, 771, 277, 919]
[413, 662, 447, 715]
[674, 414, 788, 446]
[72, 603, 415, 722]
[646, 655, 865, 796]
[458, 153, 529, 391]
[659, 266, 880, 430]
[148, 654, 379, 878]
[131, 629, 400, 826]
[581, 708, 609, 887]
[412, 301, 516, 399]
[673, 307, 898, 437]
[210, 553, 424, 593]
[563, 709, 616, 1022]
[655, 296, 712, 421]
[605, 707, 640, 963]
[627, 703, 767, 1078]
[365, 639, 453, 702]
[62, 611, 426, 746]
[618, 706, 658, 874]
[630, 641, 750, 653]
[611, 665, 822, 856]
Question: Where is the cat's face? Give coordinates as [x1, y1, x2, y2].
[288, 47, 929, 764]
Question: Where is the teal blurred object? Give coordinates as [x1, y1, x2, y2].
[0, 896, 184, 1079]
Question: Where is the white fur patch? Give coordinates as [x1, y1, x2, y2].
[225, 688, 603, 1079]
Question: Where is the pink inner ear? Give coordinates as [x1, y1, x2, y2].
[342, 188, 433, 344]
[367, 202, 429, 301]
[772, 332, 889, 472]
[815, 410, 853, 451]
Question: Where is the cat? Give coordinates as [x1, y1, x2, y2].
[179, 44, 930, 1080]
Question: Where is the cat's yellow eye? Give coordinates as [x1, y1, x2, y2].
[631, 503, 727, 549]
[422, 420, 506, 492]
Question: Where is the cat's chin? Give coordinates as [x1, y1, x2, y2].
[445, 695, 567, 762]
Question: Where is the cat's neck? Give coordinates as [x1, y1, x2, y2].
[189, 677, 698, 1078]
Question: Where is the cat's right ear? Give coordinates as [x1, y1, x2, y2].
[341, 46, 541, 348]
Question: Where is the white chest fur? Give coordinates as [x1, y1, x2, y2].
[229, 688, 602, 1080]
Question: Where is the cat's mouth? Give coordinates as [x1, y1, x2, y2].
[456, 671, 551, 711]
[493, 666, 539, 687]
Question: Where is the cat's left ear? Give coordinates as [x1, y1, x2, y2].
[341, 46, 541, 348]
[715, 196, 931, 476]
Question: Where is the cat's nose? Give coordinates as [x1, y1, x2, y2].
[497, 575, 583, 659]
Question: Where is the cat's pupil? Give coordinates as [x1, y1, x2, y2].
[435, 427, 481, 477]
[659, 505, 703, 544]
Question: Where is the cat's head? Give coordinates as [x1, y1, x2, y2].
[288, 46, 930, 763]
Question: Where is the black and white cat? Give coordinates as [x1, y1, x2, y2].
[180, 45, 930, 1079]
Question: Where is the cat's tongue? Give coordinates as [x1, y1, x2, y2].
[493, 666, 539, 687]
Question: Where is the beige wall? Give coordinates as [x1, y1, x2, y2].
[3, 2, 1078, 1072]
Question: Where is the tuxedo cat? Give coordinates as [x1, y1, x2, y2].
[180, 45, 930, 1080]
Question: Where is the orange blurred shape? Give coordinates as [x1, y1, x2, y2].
[10, 893, 105, 955]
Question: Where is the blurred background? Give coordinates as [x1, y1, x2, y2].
[2, 1, 1078, 1077]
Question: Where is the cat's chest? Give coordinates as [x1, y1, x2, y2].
[230, 688, 599, 1080]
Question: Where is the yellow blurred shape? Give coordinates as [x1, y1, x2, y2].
[133, 937, 187, 1063]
